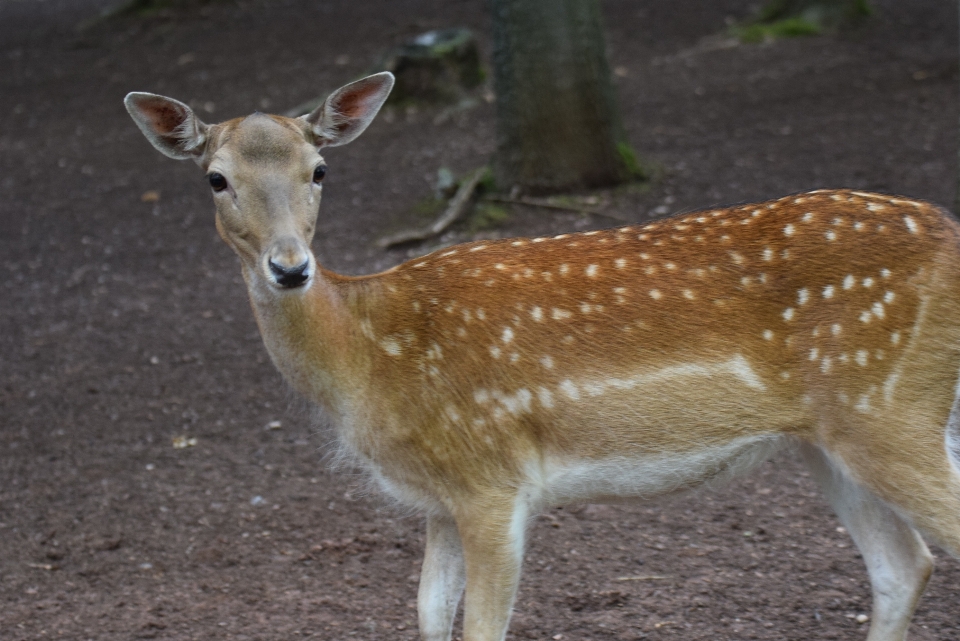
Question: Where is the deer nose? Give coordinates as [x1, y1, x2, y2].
[268, 258, 311, 288]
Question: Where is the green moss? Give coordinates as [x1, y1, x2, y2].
[476, 166, 497, 195]
[616, 142, 648, 181]
[735, 17, 821, 43]
[745, 0, 871, 38]
[852, 0, 872, 17]
[468, 204, 510, 232]
[408, 197, 447, 224]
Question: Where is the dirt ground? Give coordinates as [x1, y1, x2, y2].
[2, 0, 959, 639]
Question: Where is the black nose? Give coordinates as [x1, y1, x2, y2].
[268, 259, 310, 288]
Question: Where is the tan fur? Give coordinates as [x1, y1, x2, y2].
[125, 76, 960, 641]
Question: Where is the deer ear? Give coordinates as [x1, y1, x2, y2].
[302, 72, 394, 148]
[124, 92, 209, 161]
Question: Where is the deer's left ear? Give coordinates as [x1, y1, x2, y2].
[302, 72, 394, 148]
[124, 92, 210, 162]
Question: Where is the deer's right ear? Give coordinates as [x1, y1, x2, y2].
[124, 92, 209, 161]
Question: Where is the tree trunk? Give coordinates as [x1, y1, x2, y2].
[956, 0, 960, 213]
[489, 0, 633, 195]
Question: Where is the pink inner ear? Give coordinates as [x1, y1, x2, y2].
[332, 84, 379, 120]
[146, 100, 189, 135]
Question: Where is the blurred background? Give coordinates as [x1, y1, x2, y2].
[1, 0, 958, 639]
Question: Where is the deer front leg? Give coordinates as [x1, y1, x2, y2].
[456, 497, 528, 641]
[419, 511, 466, 641]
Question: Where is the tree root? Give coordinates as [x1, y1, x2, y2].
[377, 166, 488, 248]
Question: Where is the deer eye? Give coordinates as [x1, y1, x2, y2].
[208, 173, 228, 192]
[312, 165, 327, 183]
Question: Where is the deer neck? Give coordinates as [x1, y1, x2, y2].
[242, 264, 364, 415]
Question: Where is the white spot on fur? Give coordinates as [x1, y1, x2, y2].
[825, 230, 837, 241]
[831, 323, 842, 336]
[540, 355, 554, 370]
[763, 330, 774, 341]
[856, 350, 868, 367]
[843, 275, 855, 290]
[783, 308, 795, 321]
[903, 216, 919, 234]
[615, 258, 627, 269]
[763, 248, 773, 262]
[649, 289, 663, 300]
[559, 264, 570, 276]
[823, 285, 835, 299]
[502, 327, 514, 344]
[809, 348, 819, 361]
[797, 289, 809, 305]
[531, 306, 544, 322]
[489, 346, 502, 359]
[586, 264, 599, 278]
[871, 302, 885, 319]
[884, 291, 895, 304]
[880, 268, 891, 279]
[381, 338, 402, 356]
[863, 277, 874, 288]
[538, 387, 554, 409]
[683, 290, 695, 300]
[883, 372, 899, 402]
[891, 331, 901, 345]
[552, 308, 572, 320]
[560, 380, 580, 400]
[784, 224, 795, 237]
[821, 356, 833, 374]
[802, 212, 814, 222]
[860, 311, 872, 323]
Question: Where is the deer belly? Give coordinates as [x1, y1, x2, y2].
[537, 434, 789, 505]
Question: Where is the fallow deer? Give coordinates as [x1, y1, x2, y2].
[125, 72, 960, 641]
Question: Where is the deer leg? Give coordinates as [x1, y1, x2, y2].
[456, 495, 528, 641]
[800, 443, 933, 641]
[418, 511, 466, 641]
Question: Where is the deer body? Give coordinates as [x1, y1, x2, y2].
[125, 73, 960, 641]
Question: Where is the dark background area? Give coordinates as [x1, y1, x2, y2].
[1, 0, 959, 639]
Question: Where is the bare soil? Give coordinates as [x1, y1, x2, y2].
[1, 0, 959, 639]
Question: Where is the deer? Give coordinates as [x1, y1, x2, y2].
[124, 71, 960, 641]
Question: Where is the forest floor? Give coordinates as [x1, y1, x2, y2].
[1, 0, 959, 639]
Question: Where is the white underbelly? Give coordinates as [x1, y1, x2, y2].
[532, 434, 789, 507]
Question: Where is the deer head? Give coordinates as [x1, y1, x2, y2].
[124, 72, 395, 291]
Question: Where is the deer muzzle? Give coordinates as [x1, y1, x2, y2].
[265, 238, 312, 289]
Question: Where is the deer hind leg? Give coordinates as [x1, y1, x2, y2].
[800, 443, 938, 641]
[418, 511, 466, 641]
